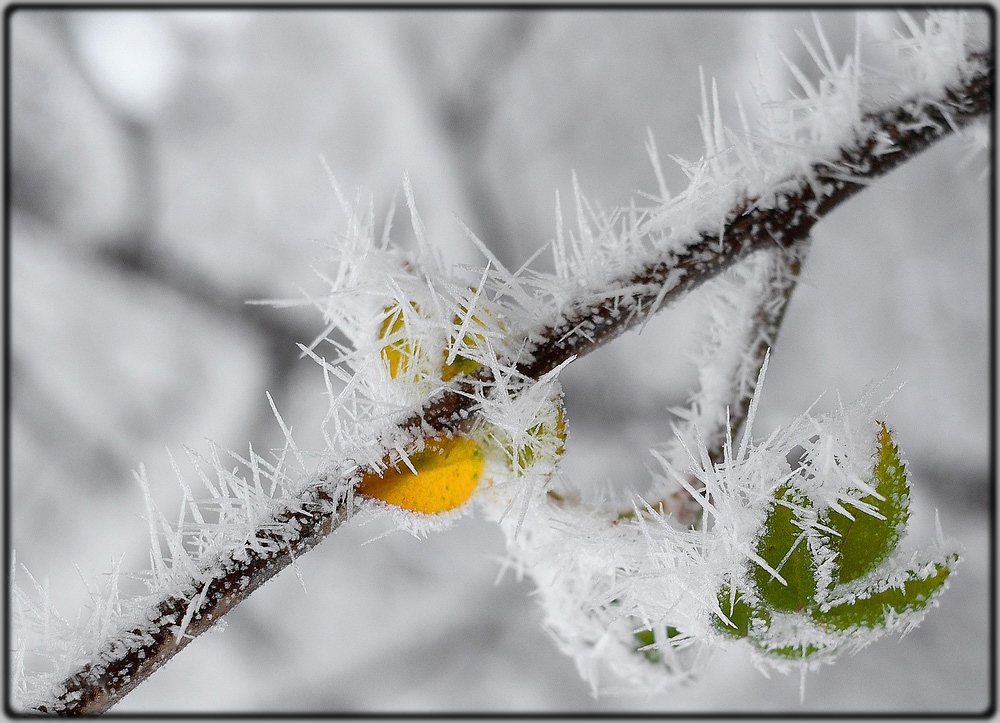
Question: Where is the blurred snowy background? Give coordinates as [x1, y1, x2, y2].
[8, 8, 991, 713]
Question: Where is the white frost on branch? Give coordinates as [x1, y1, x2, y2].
[528, 10, 986, 326]
[893, 11, 989, 96]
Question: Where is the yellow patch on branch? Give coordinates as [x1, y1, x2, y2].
[357, 436, 485, 514]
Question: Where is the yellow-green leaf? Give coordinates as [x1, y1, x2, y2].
[441, 354, 480, 381]
[508, 403, 566, 475]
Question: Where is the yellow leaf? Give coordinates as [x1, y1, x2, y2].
[442, 290, 501, 381]
[357, 436, 485, 514]
[441, 353, 481, 381]
[379, 301, 423, 380]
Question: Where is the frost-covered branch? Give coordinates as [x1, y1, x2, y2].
[392, 43, 992, 447]
[13, 14, 992, 713]
[14, 443, 357, 714]
[641, 242, 807, 527]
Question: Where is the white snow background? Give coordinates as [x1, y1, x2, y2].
[8, 8, 991, 713]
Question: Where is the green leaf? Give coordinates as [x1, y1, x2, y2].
[714, 580, 769, 639]
[827, 422, 910, 584]
[632, 626, 680, 664]
[754, 486, 816, 612]
[493, 398, 566, 477]
[758, 641, 824, 660]
[817, 556, 955, 631]
[633, 628, 660, 663]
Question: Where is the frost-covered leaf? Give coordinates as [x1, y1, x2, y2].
[356, 435, 485, 514]
[441, 349, 481, 381]
[764, 640, 825, 661]
[441, 289, 497, 381]
[714, 579, 770, 639]
[632, 625, 682, 664]
[818, 555, 957, 631]
[483, 383, 567, 481]
[512, 402, 566, 474]
[632, 628, 660, 663]
[754, 486, 816, 612]
[378, 300, 427, 381]
[826, 421, 910, 584]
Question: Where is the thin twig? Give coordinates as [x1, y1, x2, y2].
[712, 241, 807, 465]
[36, 478, 352, 715]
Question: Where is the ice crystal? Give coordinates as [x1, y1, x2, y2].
[894, 11, 987, 96]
